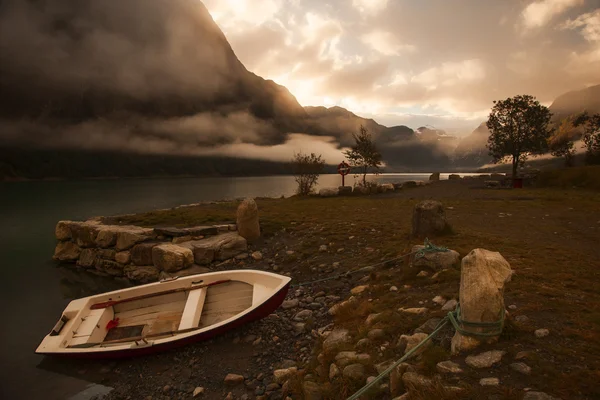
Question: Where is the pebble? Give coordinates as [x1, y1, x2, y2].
[465, 350, 506, 368]
[480, 377, 500, 386]
[281, 299, 299, 309]
[193, 387, 205, 397]
[293, 310, 313, 321]
[351, 285, 368, 295]
[436, 360, 463, 374]
[389, 286, 398, 292]
[523, 392, 561, 400]
[442, 299, 458, 311]
[417, 270, 429, 277]
[332, 262, 341, 268]
[319, 245, 328, 252]
[508, 304, 517, 310]
[511, 362, 532, 375]
[535, 329, 549, 338]
[251, 251, 263, 260]
[398, 307, 428, 315]
[515, 315, 529, 323]
[432, 296, 446, 305]
[224, 373, 245, 385]
[286, 250, 295, 255]
[329, 363, 340, 380]
[367, 329, 385, 341]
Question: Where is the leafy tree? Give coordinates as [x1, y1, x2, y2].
[549, 118, 576, 167]
[343, 125, 382, 187]
[486, 95, 553, 177]
[573, 112, 600, 165]
[292, 152, 325, 195]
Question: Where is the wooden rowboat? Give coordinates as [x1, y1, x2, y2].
[36, 270, 291, 358]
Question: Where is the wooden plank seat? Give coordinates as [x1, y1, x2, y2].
[178, 288, 207, 331]
[69, 307, 114, 347]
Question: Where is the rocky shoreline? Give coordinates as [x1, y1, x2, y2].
[45, 177, 596, 400]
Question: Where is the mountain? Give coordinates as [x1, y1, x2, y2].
[549, 84, 600, 120]
[452, 84, 600, 167]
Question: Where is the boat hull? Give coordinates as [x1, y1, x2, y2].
[36, 281, 290, 359]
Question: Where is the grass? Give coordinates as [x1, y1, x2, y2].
[103, 182, 600, 399]
[536, 165, 600, 190]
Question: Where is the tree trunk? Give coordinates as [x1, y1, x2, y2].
[512, 156, 519, 178]
[362, 166, 367, 187]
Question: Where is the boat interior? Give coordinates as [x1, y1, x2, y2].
[66, 280, 254, 348]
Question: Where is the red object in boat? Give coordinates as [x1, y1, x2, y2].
[106, 318, 120, 330]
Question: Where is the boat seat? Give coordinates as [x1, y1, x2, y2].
[178, 288, 207, 331]
[69, 307, 114, 347]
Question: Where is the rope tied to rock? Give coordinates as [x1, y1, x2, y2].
[345, 303, 505, 400]
[414, 237, 449, 260]
[290, 239, 448, 288]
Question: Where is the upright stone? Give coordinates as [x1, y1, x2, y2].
[411, 200, 447, 238]
[451, 249, 512, 354]
[429, 172, 440, 181]
[236, 198, 260, 242]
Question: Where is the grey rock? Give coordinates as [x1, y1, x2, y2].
[397, 333, 431, 356]
[515, 315, 529, 323]
[415, 318, 443, 334]
[329, 363, 340, 380]
[442, 299, 458, 311]
[224, 373, 244, 385]
[152, 244, 194, 272]
[281, 299, 299, 309]
[302, 381, 323, 400]
[53, 241, 81, 262]
[293, 309, 313, 321]
[237, 198, 260, 243]
[412, 245, 460, 271]
[367, 329, 385, 341]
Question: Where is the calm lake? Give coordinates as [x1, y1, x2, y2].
[0, 173, 472, 399]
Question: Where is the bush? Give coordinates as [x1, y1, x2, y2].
[536, 166, 600, 190]
[292, 152, 325, 195]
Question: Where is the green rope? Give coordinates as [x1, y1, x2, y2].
[414, 237, 448, 259]
[345, 303, 505, 400]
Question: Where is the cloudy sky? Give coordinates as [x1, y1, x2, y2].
[204, 0, 600, 134]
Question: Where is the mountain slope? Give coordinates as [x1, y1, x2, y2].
[549, 84, 600, 120]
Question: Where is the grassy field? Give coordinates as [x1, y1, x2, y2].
[105, 180, 600, 399]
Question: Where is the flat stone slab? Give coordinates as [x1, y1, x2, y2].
[465, 350, 505, 368]
[155, 226, 219, 237]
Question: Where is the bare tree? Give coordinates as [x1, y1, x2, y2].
[292, 152, 325, 195]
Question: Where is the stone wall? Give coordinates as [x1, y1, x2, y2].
[53, 220, 246, 283]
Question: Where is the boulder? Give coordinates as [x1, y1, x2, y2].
[381, 183, 395, 192]
[115, 251, 131, 264]
[411, 200, 448, 238]
[70, 222, 100, 248]
[436, 361, 463, 374]
[224, 373, 244, 385]
[302, 381, 323, 400]
[342, 364, 366, 382]
[334, 351, 371, 368]
[131, 242, 161, 265]
[172, 235, 192, 244]
[411, 245, 460, 271]
[180, 232, 247, 262]
[53, 241, 81, 262]
[403, 180, 418, 188]
[77, 248, 99, 268]
[115, 226, 155, 251]
[319, 188, 339, 197]
[429, 172, 440, 181]
[161, 264, 210, 279]
[338, 186, 353, 195]
[451, 249, 512, 354]
[448, 174, 462, 180]
[95, 226, 118, 248]
[523, 392, 561, 400]
[397, 333, 432, 357]
[236, 198, 260, 242]
[465, 350, 505, 368]
[352, 185, 369, 195]
[124, 265, 159, 283]
[55, 221, 74, 240]
[389, 363, 410, 396]
[152, 244, 194, 272]
[273, 367, 297, 384]
[95, 259, 124, 276]
[322, 329, 352, 354]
